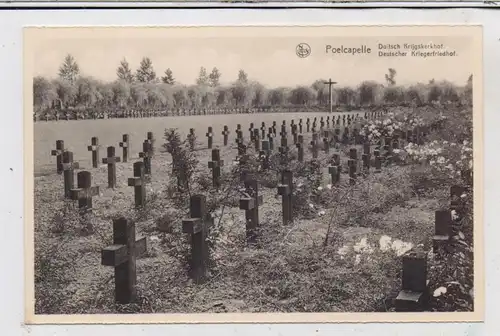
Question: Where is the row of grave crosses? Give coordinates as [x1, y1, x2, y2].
[51, 132, 156, 215]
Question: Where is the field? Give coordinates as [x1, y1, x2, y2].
[33, 107, 475, 315]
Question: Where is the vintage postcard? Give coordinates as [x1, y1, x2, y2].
[24, 25, 483, 324]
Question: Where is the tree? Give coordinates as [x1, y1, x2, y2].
[385, 68, 397, 86]
[208, 67, 221, 87]
[116, 59, 134, 83]
[237, 69, 248, 84]
[58, 54, 80, 83]
[161, 68, 175, 85]
[196, 67, 209, 86]
[33, 76, 57, 112]
[135, 57, 157, 83]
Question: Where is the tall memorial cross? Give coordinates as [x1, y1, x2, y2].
[119, 134, 129, 163]
[128, 161, 146, 208]
[182, 194, 214, 284]
[239, 179, 264, 242]
[101, 217, 147, 304]
[87, 137, 100, 168]
[51, 140, 65, 174]
[323, 78, 337, 113]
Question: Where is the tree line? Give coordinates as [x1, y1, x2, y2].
[33, 55, 473, 117]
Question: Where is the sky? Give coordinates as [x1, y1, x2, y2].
[27, 27, 476, 88]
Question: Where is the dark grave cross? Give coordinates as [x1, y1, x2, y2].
[260, 140, 271, 170]
[280, 123, 287, 139]
[146, 131, 155, 155]
[374, 149, 382, 173]
[102, 146, 121, 189]
[61, 151, 80, 198]
[279, 137, 289, 165]
[329, 154, 341, 185]
[323, 78, 337, 113]
[138, 140, 153, 178]
[239, 179, 264, 242]
[260, 122, 266, 139]
[277, 170, 294, 225]
[322, 131, 330, 153]
[249, 123, 255, 142]
[267, 128, 275, 151]
[221, 125, 230, 146]
[272, 121, 277, 136]
[395, 249, 429, 312]
[101, 217, 147, 304]
[333, 128, 340, 144]
[206, 127, 214, 149]
[450, 185, 466, 219]
[188, 128, 196, 151]
[342, 127, 350, 145]
[296, 134, 304, 162]
[70, 171, 100, 214]
[208, 148, 224, 189]
[306, 118, 311, 133]
[310, 133, 319, 159]
[291, 123, 298, 144]
[119, 134, 129, 163]
[348, 159, 356, 185]
[433, 210, 452, 254]
[87, 137, 100, 168]
[326, 116, 330, 128]
[128, 161, 146, 208]
[182, 194, 213, 284]
[51, 140, 65, 174]
[298, 119, 303, 133]
[253, 129, 261, 152]
[320, 117, 325, 130]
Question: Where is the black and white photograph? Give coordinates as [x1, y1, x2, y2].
[24, 25, 482, 323]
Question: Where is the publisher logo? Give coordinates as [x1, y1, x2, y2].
[296, 43, 311, 58]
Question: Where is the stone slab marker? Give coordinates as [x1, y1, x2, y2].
[87, 137, 100, 168]
[101, 217, 147, 304]
[433, 210, 452, 253]
[296, 134, 304, 162]
[102, 146, 121, 189]
[138, 140, 153, 178]
[395, 249, 429, 312]
[182, 194, 213, 284]
[221, 125, 230, 146]
[206, 127, 214, 149]
[70, 171, 100, 214]
[348, 159, 356, 185]
[277, 170, 293, 225]
[62, 151, 80, 198]
[208, 148, 224, 189]
[119, 134, 129, 163]
[128, 161, 146, 208]
[239, 179, 264, 242]
[51, 140, 65, 174]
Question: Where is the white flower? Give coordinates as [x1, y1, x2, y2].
[354, 254, 361, 265]
[461, 193, 467, 198]
[451, 210, 458, 220]
[318, 210, 326, 216]
[379, 235, 392, 252]
[150, 236, 160, 242]
[308, 203, 315, 209]
[391, 240, 413, 257]
[326, 184, 332, 190]
[317, 186, 323, 191]
[353, 237, 373, 254]
[433, 286, 447, 297]
[337, 245, 350, 256]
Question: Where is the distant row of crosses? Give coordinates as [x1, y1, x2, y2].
[323, 78, 337, 113]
